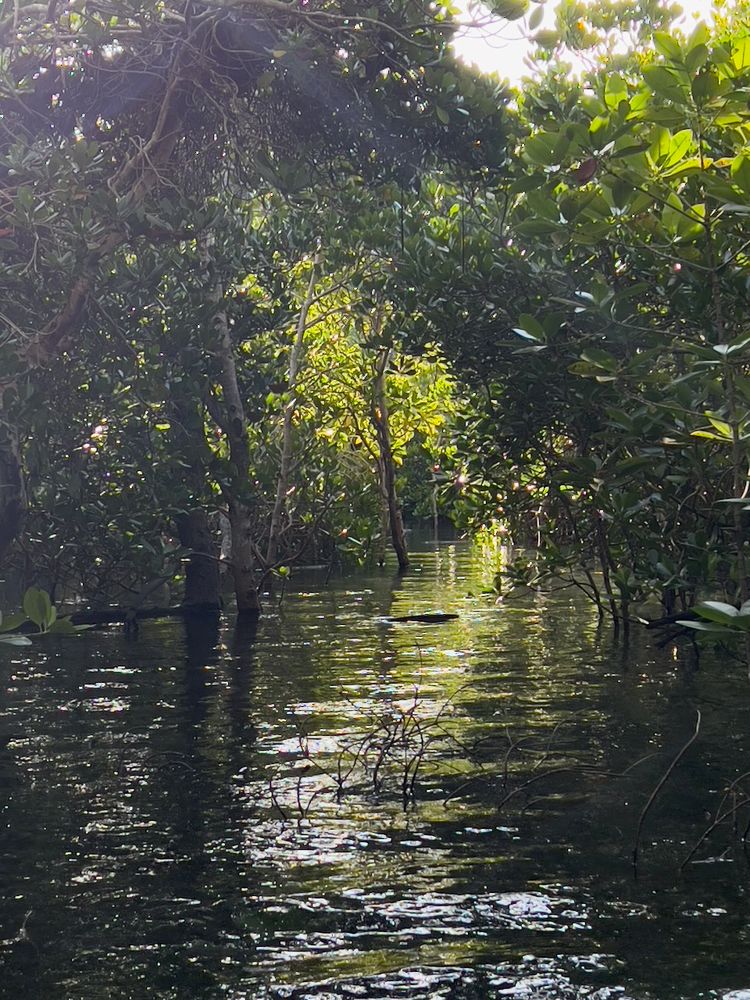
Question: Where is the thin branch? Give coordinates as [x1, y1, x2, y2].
[632, 710, 701, 874]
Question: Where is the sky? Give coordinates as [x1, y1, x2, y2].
[452, 0, 718, 83]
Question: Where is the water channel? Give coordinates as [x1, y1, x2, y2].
[1, 538, 749, 999]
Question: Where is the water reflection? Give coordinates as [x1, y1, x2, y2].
[1, 540, 749, 998]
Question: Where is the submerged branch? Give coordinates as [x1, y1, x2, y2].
[632, 710, 701, 875]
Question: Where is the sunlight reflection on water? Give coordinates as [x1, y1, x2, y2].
[1, 538, 749, 998]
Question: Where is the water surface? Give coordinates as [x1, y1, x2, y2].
[1, 539, 749, 999]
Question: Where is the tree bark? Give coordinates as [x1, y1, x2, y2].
[266, 250, 321, 567]
[201, 235, 261, 616]
[165, 378, 223, 609]
[175, 509, 221, 610]
[372, 347, 409, 572]
[377, 494, 389, 567]
[228, 498, 261, 616]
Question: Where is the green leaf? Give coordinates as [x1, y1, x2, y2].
[611, 455, 653, 473]
[609, 143, 649, 160]
[662, 129, 693, 170]
[685, 43, 708, 74]
[528, 5, 543, 31]
[524, 131, 564, 166]
[661, 156, 703, 180]
[23, 587, 52, 630]
[0, 612, 25, 634]
[514, 313, 546, 340]
[661, 190, 685, 234]
[580, 347, 618, 372]
[707, 416, 733, 438]
[691, 69, 721, 103]
[691, 430, 729, 442]
[489, 0, 529, 20]
[0, 635, 33, 646]
[653, 31, 682, 62]
[568, 361, 610, 379]
[732, 37, 750, 71]
[510, 174, 547, 193]
[47, 618, 80, 635]
[604, 73, 628, 111]
[686, 21, 710, 52]
[731, 155, 750, 196]
[694, 600, 739, 623]
[643, 66, 687, 102]
[677, 620, 740, 633]
[647, 126, 671, 167]
[514, 218, 561, 236]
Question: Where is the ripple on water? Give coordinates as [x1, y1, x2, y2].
[1, 539, 749, 1000]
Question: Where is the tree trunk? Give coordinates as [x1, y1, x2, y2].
[175, 509, 221, 610]
[0, 425, 26, 567]
[166, 381, 222, 610]
[201, 235, 261, 616]
[228, 498, 261, 616]
[266, 250, 321, 567]
[219, 511, 232, 585]
[372, 347, 409, 572]
[377, 495, 389, 567]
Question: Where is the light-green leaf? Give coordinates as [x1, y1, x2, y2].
[662, 129, 693, 171]
[707, 416, 733, 438]
[732, 37, 750, 71]
[643, 66, 687, 103]
[23, 587, 52, 630]
[580, 348, 618, 372]
[528, 5, 543, 31]
[47, 618, 80, 636]
[694, 600, 739, 623]
[653, 31, 682, 62]
[731, 155, 750, 196]
[0, 612, 25, 634]
[677, 620, 739, 633]
[604, 73, 628, 111]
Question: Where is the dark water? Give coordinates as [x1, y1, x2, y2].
[1, 539, 750, 1000]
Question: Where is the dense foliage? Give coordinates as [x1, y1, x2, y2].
[437, 4, 750, 641]
[0, 0, 507, 611]
[3, 0, 750, 662]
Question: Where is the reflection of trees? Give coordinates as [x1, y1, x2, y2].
[5, 537, 750, 996]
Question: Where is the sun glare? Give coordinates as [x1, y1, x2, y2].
[453, 0, 718, 82]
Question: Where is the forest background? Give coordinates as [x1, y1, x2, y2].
[2, 0, 750, 649]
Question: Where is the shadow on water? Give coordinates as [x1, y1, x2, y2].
[1, 539, 750, 999]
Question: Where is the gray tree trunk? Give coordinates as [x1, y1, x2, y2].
[201, 235, 261, 616]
